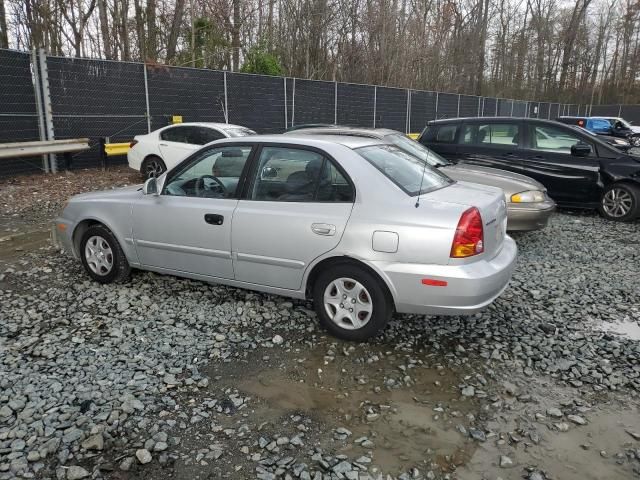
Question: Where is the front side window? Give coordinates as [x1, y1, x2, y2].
[463, 123, 520, 147]
[433, 125, 458, 143]
[356, 144, 452, 196]
[251, 147, 354, 202]
[164, 145, 252, 198]
[527, 124, 592, 155]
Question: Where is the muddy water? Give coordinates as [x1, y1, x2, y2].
[215, 344, 480, 475]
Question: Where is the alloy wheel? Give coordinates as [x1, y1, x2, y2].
[323, 277, 373, 330]
[602, 188, 633, 218]
[145, 159, 164, 178]
[84, 235, 114, 276]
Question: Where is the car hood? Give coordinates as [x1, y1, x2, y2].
[441, 163, 545, 194]
[70, 184, 143, 203]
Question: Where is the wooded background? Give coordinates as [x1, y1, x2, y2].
[1, 0, 639, 105]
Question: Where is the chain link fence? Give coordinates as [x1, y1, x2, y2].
[2, 47, 640, 179]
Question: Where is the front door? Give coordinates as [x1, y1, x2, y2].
[520, 123, 601, 205]
[232, 145, 355, 290]
[132, 144, 254, 279]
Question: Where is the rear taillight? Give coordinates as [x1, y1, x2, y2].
[450, 207, 484, 258]
[129, 140, 138, 148]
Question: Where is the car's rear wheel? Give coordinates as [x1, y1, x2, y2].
[80, 225, 131, 283]
[141, 156, 166, 179]
[313, 264, 392, 341]
[598, 183, 640, 222]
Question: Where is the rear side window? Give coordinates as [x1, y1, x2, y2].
[434, 125, 458, 143]
[462, 123, 519, 147]
[198, 127, 225, 144]
[161, 126, 189, 143]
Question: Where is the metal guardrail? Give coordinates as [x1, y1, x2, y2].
[104, 142, 130, 156]
[0, 138, 89, 159]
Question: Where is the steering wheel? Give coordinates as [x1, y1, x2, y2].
[195, 175, 227, 197]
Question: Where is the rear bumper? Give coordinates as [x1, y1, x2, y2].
[506, 199, 555, 231]
[376, 236, 517, 316]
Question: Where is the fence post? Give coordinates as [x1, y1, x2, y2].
[334, 81, 338, 125]
[477, 97, 481, 117]
[99, 137, 107, 170]
[495, 98, 498, 116]
[457, 94, 461, 117]
[143, 63, 151, 133]
[37, 48, 56, 173]
[31, 48, 49, 173]
[435, 92, 439, 119]
[283, 78, 288, 129]
[618, 104, 622, 117]
[223, 71, 229, 124]
[373, 86, 377, 128]
[510, 100, 514, 116]
[404, 89, 411, 133]
[291, 78, 296, 126]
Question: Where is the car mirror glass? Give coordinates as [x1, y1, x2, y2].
[261, 166, 278, 179]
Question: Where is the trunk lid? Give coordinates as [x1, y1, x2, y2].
[426, 182, 508, 260]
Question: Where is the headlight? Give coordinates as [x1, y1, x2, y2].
[511, 190, 545, 203]
[614, 138, 630, 146]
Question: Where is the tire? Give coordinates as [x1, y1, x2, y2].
[598, 183, 640, 222]
[80, 225, 131, 284]
[312, 264, 392, 341]
[141, 156, 166, 179]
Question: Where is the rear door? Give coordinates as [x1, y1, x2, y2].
[520, 122, 601, 205]
[456, 120, 529, 175]
[232, 145, 355, 290]
[419, 123, 460, 161]
[159, 126, 201, 163]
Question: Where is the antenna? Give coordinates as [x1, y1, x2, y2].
[414, 147, 430, 208]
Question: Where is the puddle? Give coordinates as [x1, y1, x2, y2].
[599, 320, 640, 341]
[0, 228, 51, 262]
[216, 344, 479, 474]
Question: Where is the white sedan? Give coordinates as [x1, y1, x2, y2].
[128, 122, 256, 178]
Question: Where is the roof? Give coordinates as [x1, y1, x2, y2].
[224, 133, 384, 149]
[286, 126, 401, 139]
[427, 117, 569, 126]
[161, 122, 251, 130]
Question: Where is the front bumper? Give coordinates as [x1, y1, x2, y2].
[375, 236, 518, 316]
[52, 218, 77, 258]
[506, 199, 555, 231]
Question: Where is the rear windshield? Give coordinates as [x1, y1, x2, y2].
[383, 133, 451, 167]
[356, 144, 453, 196]
[225, 127, 256, 137]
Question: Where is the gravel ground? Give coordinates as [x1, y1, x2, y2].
[1, 170, 639, 480]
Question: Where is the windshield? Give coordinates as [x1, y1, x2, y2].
[605, 118, 632, 129]
[383, 133, 451, 167]
[225, 127, 256, 137]
[356, 144, 453, 196]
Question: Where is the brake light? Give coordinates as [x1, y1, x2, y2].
[129, 140, 138, 148]
[450, 207, 484, 258]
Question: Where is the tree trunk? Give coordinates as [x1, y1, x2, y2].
[146, 0, 156, 61]
[98, 0, 112, 59]
[166, 0, 186, 62]
[232, 0, 241, 71]
[0, 0, 8, 49]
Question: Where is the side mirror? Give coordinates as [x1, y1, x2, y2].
[261, 166, 278, 179]
[143, 177, 159, 195]
[571, 142, 591, 157]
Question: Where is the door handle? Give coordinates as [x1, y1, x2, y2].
[311, 223, 336, 236]
[159, 143, 168, 146]
[204, 213, 224, 225]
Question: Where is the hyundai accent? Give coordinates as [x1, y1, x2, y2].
[55, 136, 517, 340]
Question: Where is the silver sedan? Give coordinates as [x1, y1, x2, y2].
[54, 135, 517, 341]
[286, 127, 556, 231]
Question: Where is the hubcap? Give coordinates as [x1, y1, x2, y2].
[145, 159, 163, 178]
[84, 236, 114, 276]
[323, 277, 373, 330]
[602, 188, 633, 218]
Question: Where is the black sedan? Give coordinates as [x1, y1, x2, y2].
[418, 117, 640, 221]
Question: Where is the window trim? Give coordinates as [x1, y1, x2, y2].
[161, 143, 258, 199]
[241, 142, 356, 203]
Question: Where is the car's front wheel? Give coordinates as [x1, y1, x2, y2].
[141, 156, 166, 179]
[313, 264, 392, 341]
[598, 183, 640, 222]
[80, 225, 131, 283]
